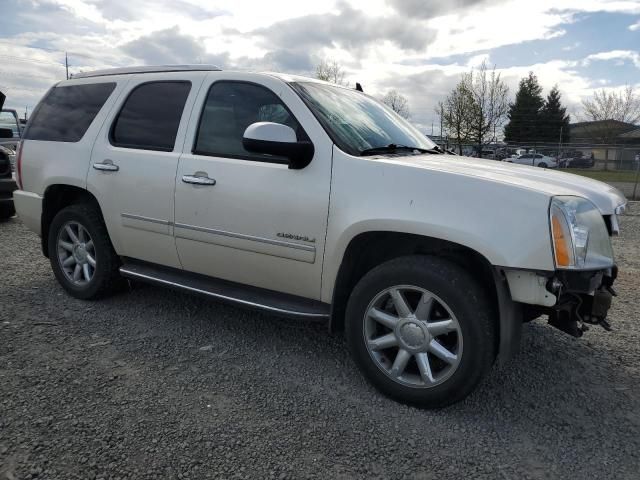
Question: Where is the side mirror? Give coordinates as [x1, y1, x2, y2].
[242, 122, 314, 170]
[0, 128, 13, 139]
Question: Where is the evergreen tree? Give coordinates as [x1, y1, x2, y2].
[540, 86, 570, 143]
[503, 72, 545, 142]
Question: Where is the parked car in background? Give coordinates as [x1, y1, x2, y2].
[0, 108, 22, 152]
[13, 65, 626, 408]
[506, 153, 558, 168]
[0, 143, 17, 219]
[0, 93, 17, 219]
[568, 153, 595, 168]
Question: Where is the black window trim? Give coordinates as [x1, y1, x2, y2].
[23, 82, 116, 143]
[109, 80, 192, 152]
[191, 79, 312, 165]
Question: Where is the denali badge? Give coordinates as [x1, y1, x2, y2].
[277, 232, 316, 243]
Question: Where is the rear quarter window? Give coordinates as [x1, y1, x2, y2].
[24, 83, 116, 142]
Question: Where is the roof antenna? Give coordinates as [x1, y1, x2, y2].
[355, 82, 363, 92]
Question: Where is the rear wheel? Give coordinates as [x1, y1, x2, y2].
[538, 162, 548, 168]
[345, 255, 496, 408]
[48, 203, 123, 299]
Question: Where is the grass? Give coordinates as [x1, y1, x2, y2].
[562, 168, 640, 183]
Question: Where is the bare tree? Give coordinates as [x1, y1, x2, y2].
[467, 61, 510, 153]
[581, 85, 640, 124]
[438, 77, 474, 154]
[382, 90, 411, 119]
[315, 59, 346, 85]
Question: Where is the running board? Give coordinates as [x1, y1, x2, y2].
[119, 260, 330, 320]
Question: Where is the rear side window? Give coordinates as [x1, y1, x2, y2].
[111, 81, 191, 152]
[24, 83, 115, 142]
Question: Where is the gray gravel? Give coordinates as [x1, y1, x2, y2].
[1, 210, 639, 479]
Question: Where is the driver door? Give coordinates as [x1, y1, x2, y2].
[174, 75, 332, 299]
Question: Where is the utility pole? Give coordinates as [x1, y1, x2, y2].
[431, 122, 434, 136]
[65, 52, 69, 80]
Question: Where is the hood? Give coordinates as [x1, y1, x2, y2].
[381, 154, 626, 215]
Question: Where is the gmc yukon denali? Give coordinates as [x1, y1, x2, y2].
[13, 65, 626, 408]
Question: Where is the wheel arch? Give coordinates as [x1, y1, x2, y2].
[41, 184, 103, 257]
[328, 230, 521, 363]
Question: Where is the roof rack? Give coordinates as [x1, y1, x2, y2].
[71, 65, 222, 79]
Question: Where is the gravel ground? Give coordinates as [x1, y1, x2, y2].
[1, 209, 639, 480]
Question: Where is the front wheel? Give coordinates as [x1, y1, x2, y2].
[538, 162, 548, 168]
[345, 255, 496, 408]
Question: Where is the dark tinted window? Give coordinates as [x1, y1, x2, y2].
[24, 83, 115, 142]
[111, 81, 191, 151]
[194, 81, 306, 162]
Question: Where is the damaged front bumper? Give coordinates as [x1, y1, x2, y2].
[547, 267, 617, 337]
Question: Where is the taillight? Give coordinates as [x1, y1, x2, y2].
[16, 140, 23, 190]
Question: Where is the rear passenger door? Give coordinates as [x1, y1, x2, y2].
[87, 73, 206, 267]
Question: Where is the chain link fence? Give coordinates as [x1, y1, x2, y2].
[441, 141, 640, 200]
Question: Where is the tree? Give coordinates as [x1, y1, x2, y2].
[438, 78, 474, 154]
[467, 61, 509, 153]
[315, 59, 346, 85]
[540, 86, 570, 143]
[581, 85, 640, 124]
[503, 72, 545, 143]
[382, 90, 411, 119]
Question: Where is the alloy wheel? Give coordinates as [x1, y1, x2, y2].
[56, 221, 97, 286]
[363, 285, 463, 388]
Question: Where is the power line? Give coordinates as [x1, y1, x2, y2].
[0, 40, 107, 62]
[0, 54, 64, 67]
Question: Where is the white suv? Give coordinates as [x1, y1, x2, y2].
[14, 65, 626, 408]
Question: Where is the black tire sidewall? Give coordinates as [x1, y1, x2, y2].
[48, 204, 119, 300]
[345, 256, 495, 408]
[0, 202, 15, 220]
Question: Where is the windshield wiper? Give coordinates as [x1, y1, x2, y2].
[359, 144, 442, 156]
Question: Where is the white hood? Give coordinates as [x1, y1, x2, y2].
[382, 154, 626, 215]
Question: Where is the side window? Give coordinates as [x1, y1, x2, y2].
[23, 83, 115, 142]
[111, 81, 191, 151]
[0, 111, 19, 138]
[194, 81, 307, 162]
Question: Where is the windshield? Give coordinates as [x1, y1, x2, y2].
[290, 82, 436, 156]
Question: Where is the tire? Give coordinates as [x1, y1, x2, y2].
[0, 202, 15, 220]
[345, 255, 496, 408]
[48, 203, 123, 300]
[538, 162, 547, 168]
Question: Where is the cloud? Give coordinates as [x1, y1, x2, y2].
[122, 27, 229, 66]
[386, 0, 500, 19]
[252, 1, 436, 53]
[583, 50, 640, 68]
[628, 19, 640, 30]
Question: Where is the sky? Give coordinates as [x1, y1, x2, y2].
[0, 0, 639, 133]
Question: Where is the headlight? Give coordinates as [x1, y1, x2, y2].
[550, 196, 614, 270]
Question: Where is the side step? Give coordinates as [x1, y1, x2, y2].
[119, 260, 331, 320]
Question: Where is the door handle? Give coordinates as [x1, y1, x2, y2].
[93, 160, 119, 172]
[182, 174, 216, 186]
